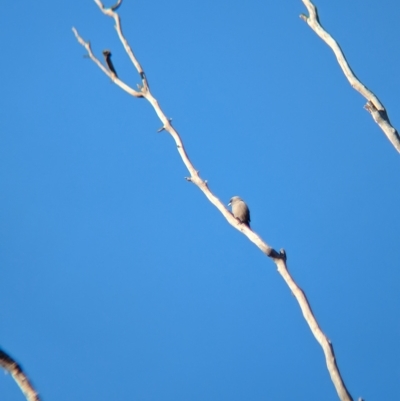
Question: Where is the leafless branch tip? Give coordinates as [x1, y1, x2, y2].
[110, 0, 122, 11]
[72, 27, 142, 98]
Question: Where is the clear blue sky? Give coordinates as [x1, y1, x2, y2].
[1, 1, 399, 400]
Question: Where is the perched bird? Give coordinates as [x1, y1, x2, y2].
[228, 196, 251, 227]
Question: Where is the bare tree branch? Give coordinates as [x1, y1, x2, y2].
[0, 348, 40, 401]
[110, 0, 122, 11]
[300, 0, 400, 153]
[73, 1, 356, 400]
[72, 27, 142, 98]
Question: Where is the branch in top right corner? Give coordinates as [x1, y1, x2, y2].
[300, 0, 400, 153]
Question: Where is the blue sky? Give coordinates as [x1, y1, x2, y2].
[1, 0, 399, 400]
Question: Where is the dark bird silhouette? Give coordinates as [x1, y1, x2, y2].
[228, 196, 251, 227]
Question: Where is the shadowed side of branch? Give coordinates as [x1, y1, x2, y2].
[0, 349, 40, 401]
[300, 0, 400, 153]
[102, 49, 118, 77]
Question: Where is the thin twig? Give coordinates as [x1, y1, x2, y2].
[0, 349, 40, 401]
[72, 27, 142, 98]
[94, 0, 148, 90]
[110, 0, 122, 11]
[73, 1, 355, 400]
[300, 0, 400, 153]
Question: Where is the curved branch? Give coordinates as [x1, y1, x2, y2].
[300, 0, 400, 153]
[73, 1, 355, 400]
[0, 349, 40, 401]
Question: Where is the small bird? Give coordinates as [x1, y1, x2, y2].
[228, 196, 251, 227]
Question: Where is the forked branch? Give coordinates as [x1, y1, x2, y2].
[300, 0, 400, 153]
[73, 2, 356, 400]
[0, 348, 40, 401]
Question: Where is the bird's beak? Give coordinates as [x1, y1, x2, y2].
[228, 202, 231, 206]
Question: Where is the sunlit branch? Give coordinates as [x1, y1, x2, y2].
[72, 27, 142, 98]
[73, 2, 355, 401]
[300, 0, 400, 153]
[0, 349, 40, 401]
